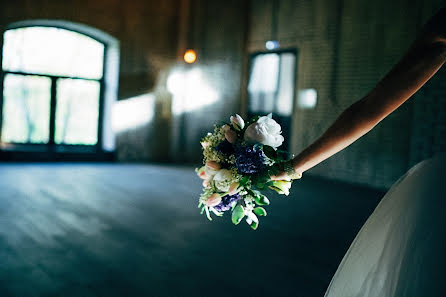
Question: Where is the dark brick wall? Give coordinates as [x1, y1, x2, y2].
[0, 0, 180, 100]
[1, 0, 444, 184]
[0, 0, 182, 162]
[247, 0, 445, 188]
[169, 0, 249, 162]
[0, 0, 250, 164]
[410, 65, 446, 167]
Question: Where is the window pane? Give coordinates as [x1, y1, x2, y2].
[2, 27, 104, 79]
[248, 53, 280, 114]
[1, 74, 51, 144]
[247, 52, 296, 116]
[276, 53, 296, 116]
[55, 79, 100, 145]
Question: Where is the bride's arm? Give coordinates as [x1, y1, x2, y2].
[276, 7, 446, 179]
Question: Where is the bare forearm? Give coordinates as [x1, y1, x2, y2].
[291, 9, 446, 174]
[291, 99, 377, 173]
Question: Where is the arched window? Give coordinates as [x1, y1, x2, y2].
[0, 20, 119, 159]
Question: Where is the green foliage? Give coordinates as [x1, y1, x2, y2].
[249, 219, 259, 230]
[262, 145, 277, 159]
[231, 205, 245, 225]
[253, 207, 267, 216]
[254, 194, 269, 205]
[252, 173, 272, 190]
[244, 115, 261, 128]
[239, 176, 251, 188]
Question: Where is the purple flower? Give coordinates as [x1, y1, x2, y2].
[214, 193, 241, 212]
[215, 140, 235, 155]
[235, 145, 266, 174]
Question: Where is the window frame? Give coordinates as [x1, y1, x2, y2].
[0, 20, 119, 160]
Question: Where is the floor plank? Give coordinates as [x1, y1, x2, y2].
[0, 163, 384, 297]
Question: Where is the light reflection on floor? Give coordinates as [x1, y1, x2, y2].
[0, 163, 383, 296]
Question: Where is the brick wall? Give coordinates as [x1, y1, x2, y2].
[0, 0, 181, 162]
[2, 0, 444, 180]
[410, 65, 446, 166]
[247, 0, 445, 188]
[169, 0, 249, 162]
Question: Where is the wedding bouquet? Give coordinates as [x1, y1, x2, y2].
[196, 113, 297, 230]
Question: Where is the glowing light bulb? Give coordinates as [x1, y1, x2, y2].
[184, 49, 197, 64]
[265, 40, 280, 50]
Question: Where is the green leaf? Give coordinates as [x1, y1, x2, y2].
[245, 115, 261, 127]
[269, 185, 283, 194]
[232, 205, 245, 225]
[254, 194, 270, 206]
[254, 182, 266, 190]
[249, 189, 261, 196]
[252, 174, 271, 190]
[262, 145, 277, 159]
[250, 220, 259, 230]
[267, 164, 281, 177]
[253, 207, 267, 216]
[239, 176, 251, 187]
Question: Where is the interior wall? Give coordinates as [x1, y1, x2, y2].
[2, 0, 444, 186]
[0, 0, 181, 162]
[0, 0, 180, 99]
[169, 0, 250, 162]
[1, 0, 249, 164]
[248, 0, 445, 188]
[409, 62, 446, 167]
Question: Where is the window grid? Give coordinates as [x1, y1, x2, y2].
[0, 25, 107, 152]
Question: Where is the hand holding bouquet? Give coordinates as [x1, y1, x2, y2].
[196, 114, 301, 230]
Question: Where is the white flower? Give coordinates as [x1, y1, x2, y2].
[244, 204, 258, 225]
[269, 180, 292, 196]
[227, 182, 241, 195]
[196, 166, 207, 180]
[205, 193, 222, 207]
[206, 161, 221, 170]
[230, 114, 245, 130]
[201, 141, 210, 148]
[205, 166, 218, 178]
[212, 169, 233, 192]
[225, 130, 237, 144]
[222, 125, 231, 133]
[203, 164, 218, 183]
[244, 113, 284, 148]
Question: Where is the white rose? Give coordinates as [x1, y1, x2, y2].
[230, 114, 245, 130]
[212, 169, 233, 192]
[204, 166, 218, 179]
[243, 114, 284, 148]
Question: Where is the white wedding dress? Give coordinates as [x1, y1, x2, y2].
[325, 153, 446, 297]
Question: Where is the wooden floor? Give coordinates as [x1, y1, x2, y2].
[0, 163, 384, 297]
